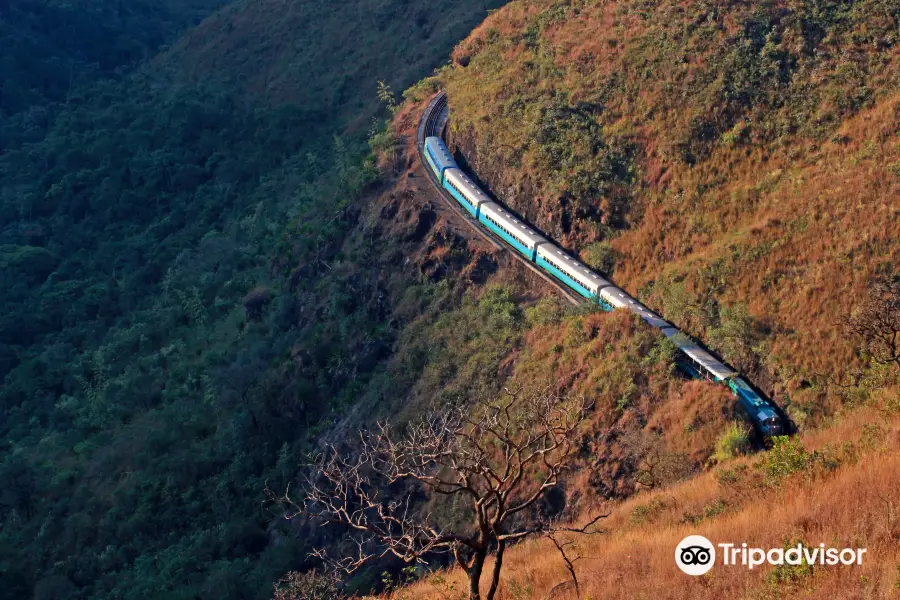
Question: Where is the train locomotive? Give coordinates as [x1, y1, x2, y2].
[424, 136, 787, 439]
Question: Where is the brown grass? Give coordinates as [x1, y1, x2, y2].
[441, 0, 900, 404]
[382, 403, 900, 600]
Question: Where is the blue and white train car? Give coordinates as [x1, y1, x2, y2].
[478, 203, 547, 261]
[444, 168, 493, 219]
[424, 136, 458, 185]
[535, 244, 610, 305]
[659, 327, 737, 382]
[599, 286, 670, 327]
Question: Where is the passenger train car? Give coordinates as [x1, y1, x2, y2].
[424, 136, 788, 439]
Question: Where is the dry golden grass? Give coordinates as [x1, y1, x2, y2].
[441, 0, 900, 405]
[382, 402, 900, 600]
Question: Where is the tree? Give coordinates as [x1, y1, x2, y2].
[266, 388, 606, 600]
[582, 241, 620, 277]
[846, 277, 900, 373]
[376, 80, 398, 113]
[706, 302, 762, 372]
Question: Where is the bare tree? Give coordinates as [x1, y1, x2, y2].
[266, 388, 607, 600]
[846, 278, 900, 373]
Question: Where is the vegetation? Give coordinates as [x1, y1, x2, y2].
[846, 277, 900, 374]
[0, 0, 509, 598]
[2, 0, 897, 598]
[268, 389, 605, 600]
[272, 570, 341, 600]
[443, 0, 900, 407]
[713, 422, 751, 463]
[388, 402, 900, 599]
[0, 0, 229, 117]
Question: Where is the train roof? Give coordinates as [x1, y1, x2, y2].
[424, 136, 458, 171]
[730, 377, 769, 407]
[480, 202, 547, 249]
[660, 327, 737, 381]
[444, 168, 493, 208]
[598, 287, 671, 327]
[731, 377, 778, 421]
[536, 244, 609, 293]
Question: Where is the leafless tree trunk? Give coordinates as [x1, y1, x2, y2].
[266, 387, 607, 600]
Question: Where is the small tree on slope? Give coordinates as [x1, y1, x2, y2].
[846, 277, 900, 375]
[266, 388, 606, 600]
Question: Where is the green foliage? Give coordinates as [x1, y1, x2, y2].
[682, 498, 729, 525]
[761, 436, 811, 483]
[582, 241, 620, 276]
[0, 1, 510, 598]
[714, 422, 751, 462]
[715, 463, 749, 487]
[0, 244, 57, 284]
[765, 539, 815, 586]
[376, 81, 399, 113]
[707, 303, 763, 371]
[402, 75, 443, 105]
[525, 297, 569, 326]
[532, 97, 635, 215]
[0, 0, 229, 117]
[629, 496, 674, 526]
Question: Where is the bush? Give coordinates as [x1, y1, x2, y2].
[761, 436, 810, 483]
[582, 241, 620, 276]
[630, 496, 674, 526]
[714, 422, 751, 462]
[273, 571, 341, 600]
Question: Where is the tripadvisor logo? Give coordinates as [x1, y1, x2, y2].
[675, 535, 867, 576]
[675, 535, 716, 576]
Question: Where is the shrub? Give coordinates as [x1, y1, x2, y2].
[761, 436, 810, 483]
[582, 241, 620, 276]
[765, 539, 814, 586]
[714, 422, 751, 462]
[273, 570, 341, 600]
[630, 496, 674, 526]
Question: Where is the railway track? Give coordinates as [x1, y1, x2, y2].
[415, 90, 793, 438]
[417, 92, 585, 306]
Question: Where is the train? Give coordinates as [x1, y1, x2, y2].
[424, 135, 787, 439]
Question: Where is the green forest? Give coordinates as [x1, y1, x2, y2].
[0, 1, 507, 597]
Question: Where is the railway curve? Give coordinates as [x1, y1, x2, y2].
[416, 90, 795, 440]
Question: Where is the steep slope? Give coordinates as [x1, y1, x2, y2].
[155, 0, 510, 131]
[0, 0, 230, 117]
[0, 1, 508, 598]
[389, 402, 900, 599]
[441, 0, 899, 414]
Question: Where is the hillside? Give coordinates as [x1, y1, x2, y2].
[389, 402, 900, 599]
[0, 1, 508, 598]
[362, 0, 900, 596]
[0, 0, 230, 117]
[1, 0, 897, 598]
[155, 0, 512, 131]
[441, 0, 899, 415]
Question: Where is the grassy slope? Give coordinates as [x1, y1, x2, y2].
[367, 1, 900, 596]
[390, 398, 900, 599]
[441, 0, 899, 413]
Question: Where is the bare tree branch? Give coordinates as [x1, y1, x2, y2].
[845, 278, 900, 374]
[265, 388, 606, 600]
